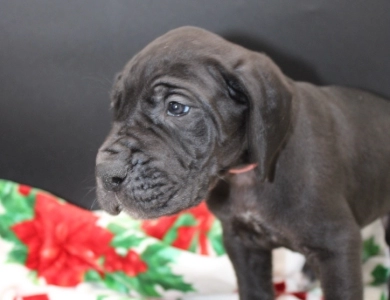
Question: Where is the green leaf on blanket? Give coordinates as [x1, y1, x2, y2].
[107, 223, 128, 235]
[105, 272, 134, 294]
[86, 271, 137, 295]
[107, 218, 141, 236]
[0, 215, 21, 239]
[88, 270, 162, 297]
[363, 236, 380, 262]
[6, 242, 27, 264]
[0, 181, 35, 225]
[85, 269, 103, 282]
[0, 181, 34, 264]
[208, 220, 225, 256]
[371, 264, 390, 285]
[0, 180, 13, 199]
[124, 274, 161, 297]
[380, 292, 387, 300]
[189, 231, 199, 253]
[139, 243, 194, 294]
[111, 232, 145, 250]
[105, 212, 142, 234]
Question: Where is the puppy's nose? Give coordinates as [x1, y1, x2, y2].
[96, 162, 128, 191]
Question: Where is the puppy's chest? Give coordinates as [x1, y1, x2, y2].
[228, 174, 290, 250]
[231, 209, 289, 250]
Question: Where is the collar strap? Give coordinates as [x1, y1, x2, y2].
[229, 163, 257, 174]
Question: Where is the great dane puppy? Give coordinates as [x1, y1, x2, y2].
[96, 26, 390, 299]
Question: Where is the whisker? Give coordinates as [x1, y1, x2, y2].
[84, 186, 97, 197]
[82, 175, 96, 185]
[90, 198, 99, 210]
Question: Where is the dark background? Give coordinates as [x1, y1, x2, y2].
[1, 0, 389, 209]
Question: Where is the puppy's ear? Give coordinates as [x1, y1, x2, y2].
[236, 53, 293, 181]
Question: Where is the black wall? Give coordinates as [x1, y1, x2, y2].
[1, 0, 389, 209]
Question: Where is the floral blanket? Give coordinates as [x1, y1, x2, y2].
[0, 179, 388, 300]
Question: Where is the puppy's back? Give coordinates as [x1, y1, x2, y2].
[294, 82, 390, 225]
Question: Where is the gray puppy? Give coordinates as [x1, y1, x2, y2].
[96, 27, 390, 300]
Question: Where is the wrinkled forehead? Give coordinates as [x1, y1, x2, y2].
[120, 28, 242, 88]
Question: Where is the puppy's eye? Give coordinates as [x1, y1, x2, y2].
[167, 101, 190, 117]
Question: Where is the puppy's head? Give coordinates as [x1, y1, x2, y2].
[96, 27, 293, 219]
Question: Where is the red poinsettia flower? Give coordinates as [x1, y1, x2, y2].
[172, 226, 198, 251]
[18, 184, 32, 196]
[141, 216, 178, 240]
[12, 192, 114, 286]
[17, 294, 50, 300]
[142, 202, 215, 255]
[104, 247, 147, 276]
[172, 202, 214, 254]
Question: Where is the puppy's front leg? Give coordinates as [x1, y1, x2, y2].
[223, 228, 274, 300]
[306, 224, 363, 300]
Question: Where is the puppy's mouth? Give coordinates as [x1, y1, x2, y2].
[98, 188, 203, 219]
[96, 172, 207, 219]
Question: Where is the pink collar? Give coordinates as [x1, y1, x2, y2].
[229, 163, 257, 174]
